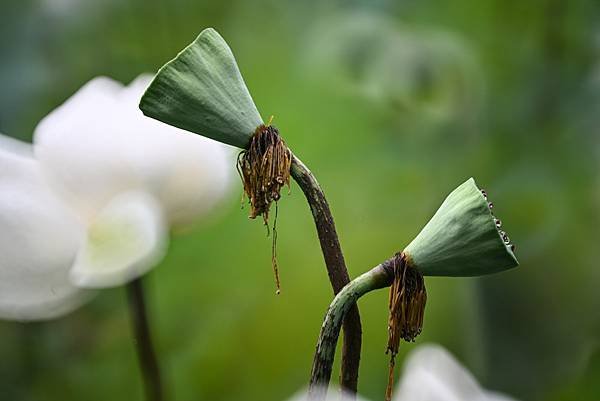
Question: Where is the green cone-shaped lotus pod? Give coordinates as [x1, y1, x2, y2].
[139, 28, 263, 149]
[404, 178, 518, 277]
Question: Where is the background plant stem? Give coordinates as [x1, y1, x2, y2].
[127, 278, 164, 401]
[290, 154, 363, 395]
[308, 258, 395, 400]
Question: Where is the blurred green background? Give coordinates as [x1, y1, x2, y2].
[1, 0, 599, 400]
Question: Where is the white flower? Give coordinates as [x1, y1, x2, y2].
[393, 344, 517, 401]
[286, 344, 517, 401]
[34, 75, 232, 227]
[0, 135, 92, 320]
[0, 74, 233, 319]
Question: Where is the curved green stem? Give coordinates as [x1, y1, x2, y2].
[290, 154, 363, 395]
[308, 258, 395, 400]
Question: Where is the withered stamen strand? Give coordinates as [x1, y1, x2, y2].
[238, 124, 291, 293]
[272, 202, 281, 294]
[385, 252, 427, 401]
[385, 355, 396, 401]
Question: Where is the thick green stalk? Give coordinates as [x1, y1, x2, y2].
[127, 278, 164, 401]
[308, 259, 395, 401]
[290, 154, 363, 395]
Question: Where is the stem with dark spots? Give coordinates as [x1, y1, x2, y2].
[290, 154, 363, 395]
[127, 278, 164, 401]
[308, 259, 396, 400]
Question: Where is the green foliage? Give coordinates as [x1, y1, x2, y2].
[0, 1, 599, 401]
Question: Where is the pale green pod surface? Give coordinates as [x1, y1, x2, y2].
[139, 28, 263, 149]
[404, 178, 518, 277]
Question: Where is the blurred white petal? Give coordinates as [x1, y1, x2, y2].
[34, 77, 137, 219]
[0, 134, 34, 161]
[394, 344, 518, 401]
[34, 74, 233, 226]
[115, 74, 234, 227]
[70, 190, 167, 288]
[0, 134, 92, 320]
[154, 133, 232, 228]
[285, 385, 371, 401]
[282, 346, 517, 401]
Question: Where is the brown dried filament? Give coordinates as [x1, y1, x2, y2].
[385, 252, 427, 401]
[237, 124, 291, 293]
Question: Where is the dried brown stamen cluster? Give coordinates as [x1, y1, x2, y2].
[237, 124, 291, 222]
[385, 252, 427, 401]
[237, 123, 292, 293]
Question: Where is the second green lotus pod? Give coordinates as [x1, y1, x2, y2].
[404, 177, 519, 277]
[385, 177, 518, 400]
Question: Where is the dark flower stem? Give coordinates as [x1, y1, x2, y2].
[308, 258, 396, 400]
[127, 278, 164, 401]
[290, 154, 363, 395]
